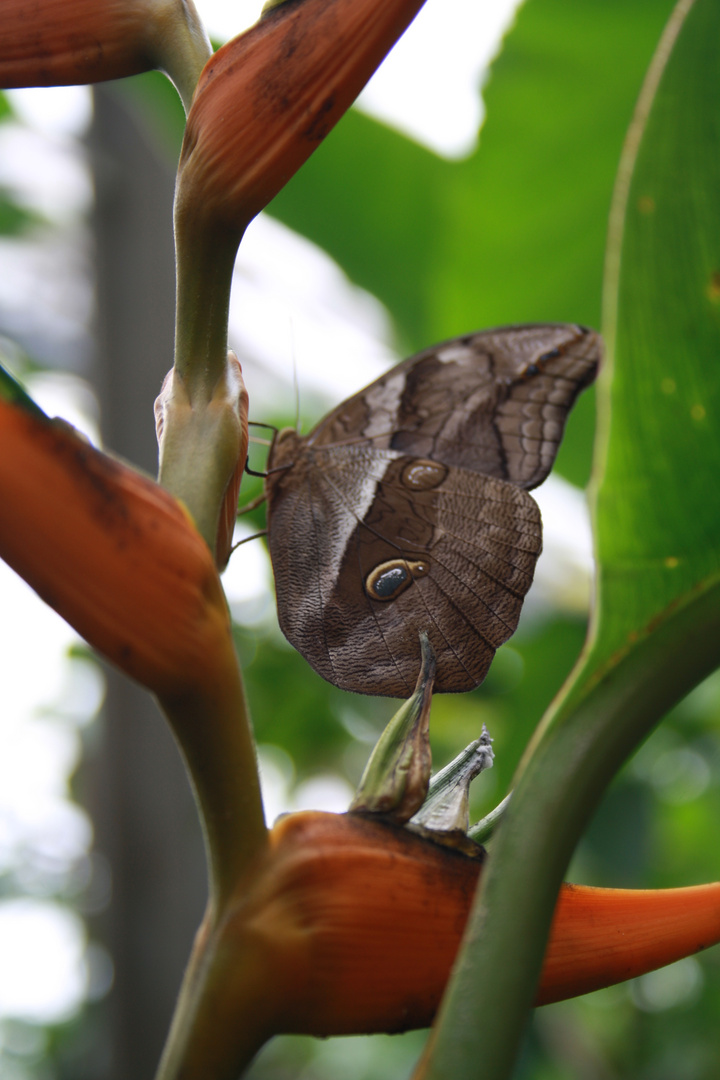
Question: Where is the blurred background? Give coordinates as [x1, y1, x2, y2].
[1, 0, 720, 1077]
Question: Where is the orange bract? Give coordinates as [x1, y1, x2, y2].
[0, 0, 210, 108]
[2, 0, 154, 86]
[0, 399, 230, 699]
[176, 0, 427, 241]
[234, 811, 720, 1035]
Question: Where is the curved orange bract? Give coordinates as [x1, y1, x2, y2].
[0, 399, 230, 699]
[236, 811, 720, 1035]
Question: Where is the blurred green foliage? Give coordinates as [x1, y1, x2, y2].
[0, 94, 41, 238]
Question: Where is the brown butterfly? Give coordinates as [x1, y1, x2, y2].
[264, 324, 600, 697]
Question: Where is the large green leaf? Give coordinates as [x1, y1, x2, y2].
[595, 0, 720, 658]
[420, 2, 720, 1077]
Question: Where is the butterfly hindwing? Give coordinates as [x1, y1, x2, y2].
[267, 444, 542, 695]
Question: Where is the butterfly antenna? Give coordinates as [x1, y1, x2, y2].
[230, 528, 267, 550]
[237, 490, 267, 516]
[289, 318, 302, 433]
[245, 421, 278, 477]
[248, 420, 278, 436]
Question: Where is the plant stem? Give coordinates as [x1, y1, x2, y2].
[154, 0, 213, 115]
[154, 903, 276, 1080]
[158, 642, 267, 911]
[172, 215, 238, 395]
[155, 641, 270, 1079]
[157, 205, 244, 553]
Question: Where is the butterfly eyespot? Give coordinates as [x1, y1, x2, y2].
[401, 459, 448, 491]
[365, 559, 430, 601]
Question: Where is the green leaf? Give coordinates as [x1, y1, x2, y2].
[419, 2, 720, 1077]
[270, 0, 675, 344]
[595, 0, 720, 663]
[0, 91, 13, 124]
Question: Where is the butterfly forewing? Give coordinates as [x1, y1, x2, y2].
[307, 323, 598, 488]
[265, 323, 600, 696]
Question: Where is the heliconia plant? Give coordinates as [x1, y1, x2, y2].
[154, 350, 249, 570]
[1, 0, 720, 1078]
[0, 395, 231, 699]
[177, 0, 429, 243]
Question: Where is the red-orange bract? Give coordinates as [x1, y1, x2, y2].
[0, 0, 209, 90]
[175, 0, 428, 244]
[231, 810, 720, 1035]
[0, 398, 231, 699]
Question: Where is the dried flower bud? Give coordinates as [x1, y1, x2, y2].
[349, 633, 435, 822]
[411, 726, 494, 834]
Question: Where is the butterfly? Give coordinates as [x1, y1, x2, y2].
[264, 323, 600, 697]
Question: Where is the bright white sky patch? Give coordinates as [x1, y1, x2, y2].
[527, 474, 594, 617]
[0, 116, 92, 222]
[192, 0, 522, 158]
[0, 569, 79, 733]
[7, 86, 92, 139]
[222, 521, 274, 621]
[0, 377, 102, 1024]
[0, 900, 87, 1023]
[357, 0, 521, 157]
[257, 745, 356, 823]
[230, 212, 397, 414]
[193, 0, 263, 41]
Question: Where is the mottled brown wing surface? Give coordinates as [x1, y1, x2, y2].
[306, 323, 600, 489]
[266, 443, 542, 696]
[265, 323, 600, 696]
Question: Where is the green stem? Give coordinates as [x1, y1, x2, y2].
[153, 0, 214, 115]
[467, 792, 511, 846]
[172, 215, 237, 394]
[154, 902, 276, 1080]
[415, 574, 720, 1080]
[157, 208, 244, 553]
[154, 652, 271, 1080]
[158, 657, 267, 912]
